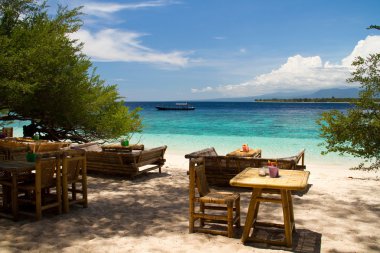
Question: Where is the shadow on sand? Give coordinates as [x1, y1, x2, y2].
[0, 169, 378, 252]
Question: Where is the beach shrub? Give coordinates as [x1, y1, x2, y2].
[318, 53, 380, 171]
[0, 0, 142, 142]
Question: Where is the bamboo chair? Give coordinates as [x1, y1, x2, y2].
[189, 158, 241, 238]
[2, 127, 13, 137]
[61, 150, 87, 213]
[17, 154, 62, 220]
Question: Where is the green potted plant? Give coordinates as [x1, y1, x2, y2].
[26, 144, 37, 162]
[120, 138, 129, 147]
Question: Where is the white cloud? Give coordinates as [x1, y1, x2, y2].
[192, 35, 380, 96]
[191, 86, 213, 93]
[239, 48, 247, 53]
[341, 35, 380, 67]
[71, 29, 190, 66]
[82, 0, 177, 17]
[213, 36, 226, 40]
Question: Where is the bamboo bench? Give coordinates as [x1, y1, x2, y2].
[86, 145, 167, 178]
[185, 148, 305, 187]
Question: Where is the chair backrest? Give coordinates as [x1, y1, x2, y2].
[189, 159, 210, 198]
[71, 142, 102, 152]
[35, 154, 60, 188]
[195, 164, 210, 197]
[137, 145, 167, 165]
[63, 149, 86, 182]
[87, 151, 123, 164]
[185, 147, 218, 159]
[36, 142, 67, 152]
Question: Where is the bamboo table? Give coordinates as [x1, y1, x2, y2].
[230, 167, 309, 247]
[0, 160, 35, 220]
[226, 148, 262, 158]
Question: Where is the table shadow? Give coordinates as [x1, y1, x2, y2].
[242, 227, 321, 253]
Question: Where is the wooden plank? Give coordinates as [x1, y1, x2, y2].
[230, 167, 310, 191]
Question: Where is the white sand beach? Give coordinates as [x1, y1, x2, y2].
[0, 151, 379, 253]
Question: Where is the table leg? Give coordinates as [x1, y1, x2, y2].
[241, 188, 262, 243]
[287, 190, 295, 231]
[11, 174, 19, 221]
[62, 165, 69, 213]
[281, 190, 292, 247]
[82, 161, 88, 208]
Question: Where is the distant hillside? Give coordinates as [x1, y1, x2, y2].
[195, 96, 255, 102]
[254, 88, 360, 100]
[303, 88, 359, 98]
[196, 88, 360, 102]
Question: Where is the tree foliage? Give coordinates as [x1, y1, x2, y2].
[0, 0, 142, 142]
[317, 53, 380, 171]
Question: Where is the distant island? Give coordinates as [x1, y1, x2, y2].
[255, 97, 380, 103]
[195, 88, 362, 102]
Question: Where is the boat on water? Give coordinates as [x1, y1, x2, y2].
[156, 102, 195, 111]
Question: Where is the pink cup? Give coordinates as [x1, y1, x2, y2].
[268, 166, 279, 178]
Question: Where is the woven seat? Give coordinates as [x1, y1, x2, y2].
[199, 192, 240, 204]
[189, 158, 240, 238]
[61, 149, 87, 213]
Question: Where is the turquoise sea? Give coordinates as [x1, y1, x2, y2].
[9, 101, 362, 168]
[126, 102, 362, 168]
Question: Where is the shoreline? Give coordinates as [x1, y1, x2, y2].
[133, 133, 366, 169]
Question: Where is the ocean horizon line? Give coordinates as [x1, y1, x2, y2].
[126, 100, 353, 103]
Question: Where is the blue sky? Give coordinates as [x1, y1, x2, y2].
[50, 0, 380, 101]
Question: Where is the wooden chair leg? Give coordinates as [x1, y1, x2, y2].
[227, 203, 234, 238]
[72, 183, 77, 201]
[62, 171, 69, 213]
[82, 180, 88, 208]
[57, 187, 62, 215]
[35, 189, 42, 220]
[236, 196, 241, 228]
[200, 202, 205, 227]
[189, 200, 195, 233]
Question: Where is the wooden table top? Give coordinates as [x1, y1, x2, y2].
[226, 148, 261, 157]
[230, 167, 310, 190]
[0, 139, 70, 152]
[0, 160, 35, 173]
